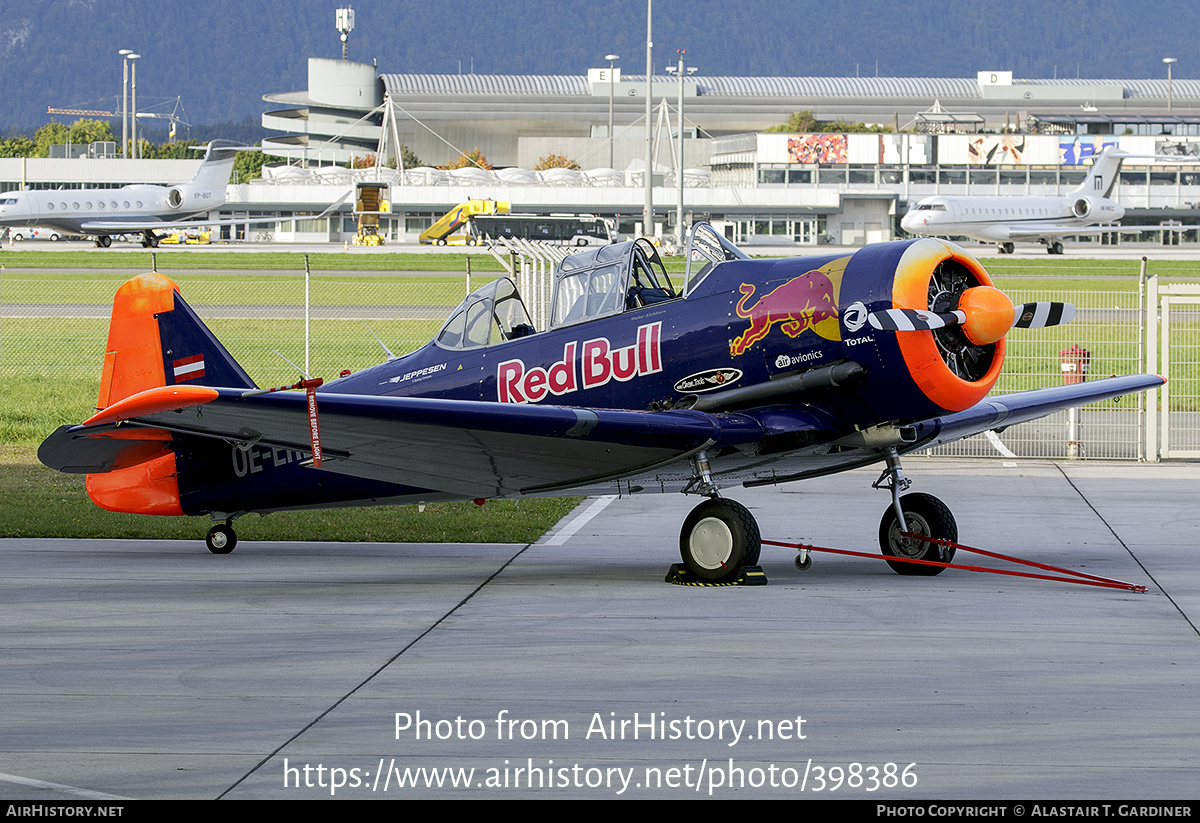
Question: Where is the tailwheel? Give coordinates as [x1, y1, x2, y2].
[878, 492, 956, 576]
[206, 523, 237, 554]
[679, 498, 761, 584]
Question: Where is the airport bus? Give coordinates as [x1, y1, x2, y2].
[470, 213, 614, 247]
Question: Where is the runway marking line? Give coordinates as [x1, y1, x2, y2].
[0, 770, 130, 800]
[544, 495, 616, 545]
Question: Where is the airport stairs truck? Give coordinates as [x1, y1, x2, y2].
[419, 199, 509, 245]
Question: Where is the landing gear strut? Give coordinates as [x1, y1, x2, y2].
[873, 448, 956, 575]
[206, 522, 237, 554]
[141, 230, 159, 248]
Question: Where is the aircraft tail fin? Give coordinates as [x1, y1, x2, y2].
[187, 140, 253, 191]
[97, 272, 256, 411]
[1071, 147, 1127, 199]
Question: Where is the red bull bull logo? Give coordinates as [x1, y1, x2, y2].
[730, 270, 841, 356]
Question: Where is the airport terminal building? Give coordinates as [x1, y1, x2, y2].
[6, 57, 1200, 247]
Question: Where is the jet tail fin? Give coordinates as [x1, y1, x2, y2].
[1071, 147, 1127, 199]
[187, 140, 256, 192]
[97, 272, 256, 410]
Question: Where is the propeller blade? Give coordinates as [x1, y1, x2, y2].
[868, 308, 965, 332]
[1013, 302, 1076, 329]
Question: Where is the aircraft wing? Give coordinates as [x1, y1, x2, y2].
[1005, 225, 1197, 239]
[910, 374, 1164, 449]
[39, 388, 769, 498]
[39, 375, 1164, 500]
[78, 216, 282, 232]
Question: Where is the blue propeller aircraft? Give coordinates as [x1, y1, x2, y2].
[38, 224, 1163, 583]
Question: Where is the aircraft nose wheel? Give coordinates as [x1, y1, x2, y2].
[679, 498, 761, 584]
[878, 492, 956, 575]
[206, 524, 237, 554]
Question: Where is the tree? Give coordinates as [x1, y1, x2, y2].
[764, 110, 820, 133]
[232, 147, 287, 183]
[764, 110, 892, 134]
[534, 153, 581, 171]
[0, 136, 36, 158]
[438, 147, 492, 170]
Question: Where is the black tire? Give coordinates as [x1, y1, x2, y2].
[878, 492, 956, 576]
[1001, 242, 1014, 255]
[12, 232, 23, 241]
[679, 498, 761, 583]
[794, 553, 812, 571]
[99, 235, 111, 248]
[206, 524, 237, 555]
[50, 233, 60, 242]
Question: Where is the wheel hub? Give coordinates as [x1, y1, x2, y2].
[888, 514, 930, 558]
[689, 517, 734, 570]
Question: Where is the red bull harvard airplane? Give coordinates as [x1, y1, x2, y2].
[39, 224, 1163, 583]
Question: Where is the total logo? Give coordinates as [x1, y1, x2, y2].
[498, 322, 662, 404]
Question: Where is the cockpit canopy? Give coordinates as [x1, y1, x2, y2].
[549, 238, 676, 328]
[435, 277, 536, 350]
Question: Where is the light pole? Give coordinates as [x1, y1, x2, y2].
[605, 54, 619, 169]
[1164, 57, 1177, 112]
[128, 53, 141, 158]
[119, 49, 132, 158]
[642, 0, 653, 239]
[666, 49, 696, 248]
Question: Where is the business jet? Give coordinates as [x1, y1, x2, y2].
[0, 140, 251, 248]
[901, 147, 1134, 254]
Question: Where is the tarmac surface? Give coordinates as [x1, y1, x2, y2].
[1, 457, 1197, 800]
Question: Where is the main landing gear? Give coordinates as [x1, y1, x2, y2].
[677, 451, 762, 584]
[141, 230, 160, 248]
[1046, 240, 1064, 255]
[206, 522, 237, 554]
[871, 448, 956, 575]
[92, 235, 112, 248]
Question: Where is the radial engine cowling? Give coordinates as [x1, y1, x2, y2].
[840, 239, 1006, 423]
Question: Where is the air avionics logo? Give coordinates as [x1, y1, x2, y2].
[497, 322, 662, 404]
[729, 258, 847, 356]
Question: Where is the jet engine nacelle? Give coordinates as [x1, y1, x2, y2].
[834, 239, 1006, 424]
[1072, 197, 1093, 219]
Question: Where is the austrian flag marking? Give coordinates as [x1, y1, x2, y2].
[172, 354, 205, 381]
[497, 322, 662, 404]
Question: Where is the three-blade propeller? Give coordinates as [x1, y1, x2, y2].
[868, 286, 1076, 345]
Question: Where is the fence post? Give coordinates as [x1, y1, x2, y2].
[304, 253, 311, 377]
[1143, 267, 1158, 462]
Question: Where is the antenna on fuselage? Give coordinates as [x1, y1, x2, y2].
[365, 325, 397, 360]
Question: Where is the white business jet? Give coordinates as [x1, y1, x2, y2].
[0, 140, 252, 248]
[901, 147, 1134, 255]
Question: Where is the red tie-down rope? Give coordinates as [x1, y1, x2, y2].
[761, 535, 1146, 593]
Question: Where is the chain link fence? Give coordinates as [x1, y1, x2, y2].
[2, 257, 1193, 460]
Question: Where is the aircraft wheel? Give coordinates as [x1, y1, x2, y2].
[679, 498, 761, 583]
[206, 524, 237, 555]
[794, 552, 812, 571]
[878, 492, 956, 576]
[99, 235, 112, 248]
[1001, 242, 1014, 254]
